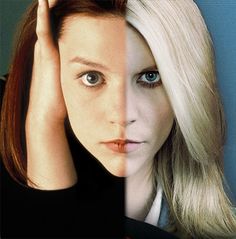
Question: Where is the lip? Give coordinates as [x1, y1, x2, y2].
[101, 139, 143, 153]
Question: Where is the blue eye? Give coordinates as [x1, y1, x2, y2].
[140, 71, 160, 82]
[146, 72, 158, 81]
[138, 71, 161, 88]
[79, 71, 105, 87]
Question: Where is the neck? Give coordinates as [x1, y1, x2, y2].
[125, 159, 155, 221]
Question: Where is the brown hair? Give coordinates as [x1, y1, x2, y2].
[0, 0, 126, 185]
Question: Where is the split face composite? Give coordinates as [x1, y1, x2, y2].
[59, 16, 174, 177]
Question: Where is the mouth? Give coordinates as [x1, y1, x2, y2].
[101, 139, 143, 153]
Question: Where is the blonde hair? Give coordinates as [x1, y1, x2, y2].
[127, 0, 236, 238]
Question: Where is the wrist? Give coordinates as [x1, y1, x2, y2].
[26, 111, 66, 130]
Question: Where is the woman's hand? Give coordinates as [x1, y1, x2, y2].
[26, 0, 77, 190]
[28, 0, 65, 122]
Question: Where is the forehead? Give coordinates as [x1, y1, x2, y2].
[59, 16, 125, 69]
[126, 25, 156, 72]
[60, 15, 125, 40]
[59, 15, 155, 71]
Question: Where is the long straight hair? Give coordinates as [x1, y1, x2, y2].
[1, 0, 236, 238]
[126, 0, 236, 238]
[0, 0, 126, 185]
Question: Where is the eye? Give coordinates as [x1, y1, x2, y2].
[78, 71, 105, 87]
[143, 72, 159, 82]
[137, 71, 162, 89]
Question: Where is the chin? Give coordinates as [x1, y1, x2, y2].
[104, 164, 126, 177]
[100, 158, 126, 177]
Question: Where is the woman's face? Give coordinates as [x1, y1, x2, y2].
[59, 16, 174, 177]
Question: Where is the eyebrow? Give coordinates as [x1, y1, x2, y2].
[69, 56, 110, 71]
[139, 65, 158, 73]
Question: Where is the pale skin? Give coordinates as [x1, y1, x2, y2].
[26, 0, 174, 221]
[125, 27, 174, 219]
[59, 18, 173, 219]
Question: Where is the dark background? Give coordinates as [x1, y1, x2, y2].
[0, 0, 235, 201]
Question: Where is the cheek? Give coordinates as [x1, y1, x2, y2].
[61, 80, 104, 139]
[157, 102, 174, 126]
[142, 90, 174, 137]
[154, 101, 174, 146]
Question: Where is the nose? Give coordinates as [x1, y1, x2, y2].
[110, 119, 136, 127]
[107, 80, 126, 126]
[107, 80, 137, 127]
[125, 82, 138, 127]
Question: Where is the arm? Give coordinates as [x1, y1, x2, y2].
[25, 0, 77, 190]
